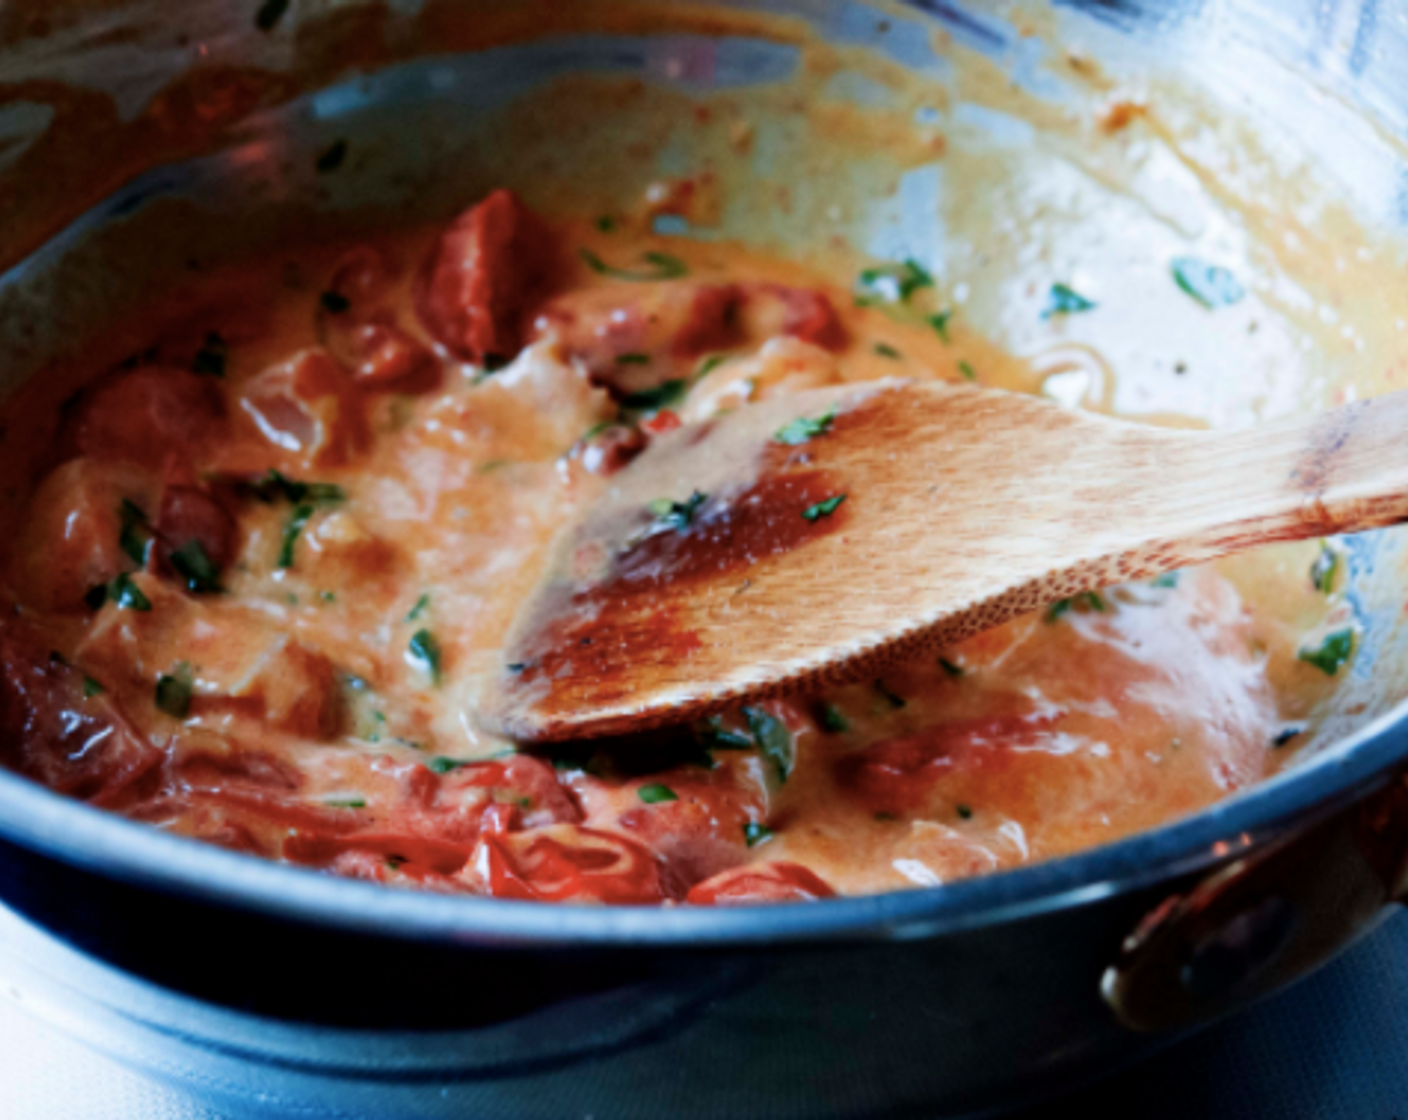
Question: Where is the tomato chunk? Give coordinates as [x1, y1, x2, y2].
[62, 366, 226, 471]
[687, 862, 836, 905]
[470, 825, 677, 904]
[0, 627, 163, 806]
[240, 349, 369, 467]
[416, 189, 557, 365]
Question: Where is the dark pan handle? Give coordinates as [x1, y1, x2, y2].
[1102, 775, 1408, 1032]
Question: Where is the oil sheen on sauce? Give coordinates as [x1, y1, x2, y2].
[0, 190, 1346, 905]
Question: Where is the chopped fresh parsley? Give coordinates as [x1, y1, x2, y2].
[84, 584, 108, 611]
[873, 342, 903, 359]
[1046, 591, 1105, 622]
[315, 139, 347, 174]
[648, 490, 708, 531]
[255, 0, 289, 31]
[1310, 544, 1340, 594]
[696, 715, 754, 750]
[1171, 257, 1245, 309]
[775, 407, 837, 446]
[874, 679, 906, 709]
[743, 706, 794, 782]
[875, 811, 900, 822]
[277, 502, 315, 569]
[957, 360, 977, 382]
[82, 675, 105, 698]
[638, 783, 679, 804]
[743, 821, 773, 847]
[956, 803, 973, 820]
[855, 258, 933, 305]
[622, 379, 689, 413]
[408, 628, 443, 686]
[596, 215, 617, 233]
[192, 332, 228, 377]
[1298, 628, 1355, 676]
[938, 657, 965, 678]
[1042, 283, 1096, 319]
[1150, 571, 1181, 589]
[802, 494, 846, 522]
[109, 572, 151, 612]
[406, 593, 431, 622]
[818, 703, 849, 733]
[155, 671, 192, 718]
[319, 590, 335, 603]
[927, 309, 954, 343]
[695, 354, 728, 379]
[427, 757, 467, 775]
[325, 797, 366, 809]
[320, 290, 351, 314]
[118, 499, 153, 566]
[169, 539, 222, 594]
[616, 353, 651, 365]
[244, 469, 344, 506]
[578, 248, 689, 281]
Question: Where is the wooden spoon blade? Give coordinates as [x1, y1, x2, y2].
[479, 378, 1194, 743]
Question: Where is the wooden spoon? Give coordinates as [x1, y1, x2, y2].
[479, 379, 1408, 743]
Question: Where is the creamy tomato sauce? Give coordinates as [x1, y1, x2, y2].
[0, 190, 1344, 905]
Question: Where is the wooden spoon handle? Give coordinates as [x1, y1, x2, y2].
[1113, 394, 1408, 570]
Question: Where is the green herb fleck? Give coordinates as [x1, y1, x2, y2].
[1310, 544, 1340, 594]
[874, 679, 906, 709]
[427, 757, 467, 775]
[638, 783, 679, 804]
[873, 342, 903, 359]
[277, 502, 315, 568]
[579, 248, 689, 282]
[743, 821, 773, 847]
[927, 309, 954, 343]
[1272, 724, 1305, 749]
[1042, 283, 1096, 319]
[616, 353, 651, 365]
[110, 573, 151, 612]
[802, 494, 846, 522]
[743, 706, 794, 782]
[956, 803, 973, 820]
[315, 139, 347, 174]
[320, 290, 351, 314]
[622, 379, 688, 413]
[596, 215, 617, 233]
[856, 258, 933, 305]
[155, 671, 192, 718]
[408, 628, 442, 686]
[1298, 628, 1355, 676]
[406, 593, 431, 622]
[192, 332, 228, 377]
[695, 354, 728, 379]
[170, 539, 222, 594]
[1150, 571, 1181, 589]
[255, 0, 289, 31]
[957, 360, 977, 381]
[245, 468, 344, 505]
[649, 490, 708, 531]
[84, 584, 108, 611]
[1046, 591, 1105, 622]
[874, 812, 900, 822]
[119, 499, 153, 566]
[325, 797, 365, 809]
[939, 657, 965, 678]
[818, 703, 850, 733]
[696, 715, 754, 750]
[82, 676, 105, 698]
[775, 408, 837, 446]
[1172, 258, 1245, 309]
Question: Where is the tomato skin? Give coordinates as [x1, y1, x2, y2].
[416, 189, 557, 364]
[643, 410, 681, 434]
[62, 365, 226, 471]
[759, 284, 848, 351]
[687, 861, 836, 905]
[472, 825, 677, 904]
